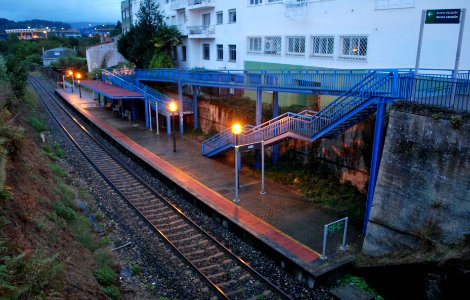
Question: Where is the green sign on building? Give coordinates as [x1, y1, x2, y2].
[425, 9, 461, 24]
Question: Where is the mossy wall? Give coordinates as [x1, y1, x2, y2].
[363, 104, 470, 256]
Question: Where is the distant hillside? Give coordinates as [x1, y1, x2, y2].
[69, 22, 114, 29]
[0, 18, 72, 32]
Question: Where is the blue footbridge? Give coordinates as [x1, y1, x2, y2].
[100, 67, 469, 233]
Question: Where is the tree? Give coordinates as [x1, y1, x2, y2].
[110, 21, 122, 36]
[149, 25, 182, 68]
[118, 0, 165, 68]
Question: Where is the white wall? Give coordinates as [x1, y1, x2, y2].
[143, 0, 470, 71]
[244, 0, 469, 70]
[86, 42, 127, 72]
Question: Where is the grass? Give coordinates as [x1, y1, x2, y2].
[48, 163, 67, 178]
[43, 143, 65, 161]
[265, 159, 366, 225]
[0, 244, 64, 299]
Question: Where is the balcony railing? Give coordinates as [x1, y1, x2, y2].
[188, 25, 215, 38]
[187, 0, 216, 10]
[170, 0, 186, 10]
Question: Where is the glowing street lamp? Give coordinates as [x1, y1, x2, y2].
[232, 123, 243, 204]
[168, 101, 178, 152]
[76, 73, 82, 98]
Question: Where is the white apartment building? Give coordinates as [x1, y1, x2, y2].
[123, 0, 469, 71]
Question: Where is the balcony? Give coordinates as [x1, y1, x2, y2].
[188, 25, 215, 39]
[170, 0, 186, 10]
[187, 0, 215, 11]
[176, 24, 188, 36]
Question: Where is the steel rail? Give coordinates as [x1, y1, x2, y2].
[28, 76, 292, 300]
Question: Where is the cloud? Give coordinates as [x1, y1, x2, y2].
[1, 0, 121, 23]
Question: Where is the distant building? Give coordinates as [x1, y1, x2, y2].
[48, 29, 81, 38]
[5, 28, 49, 40]
[42, 48, 75, 66]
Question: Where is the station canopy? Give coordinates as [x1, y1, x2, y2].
[79, 80, 144, 99]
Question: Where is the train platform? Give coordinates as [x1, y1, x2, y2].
[55, 85, 362, 280]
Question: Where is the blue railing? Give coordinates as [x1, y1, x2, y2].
[201, 72, 394, 156]
[102, 69, 194, 114]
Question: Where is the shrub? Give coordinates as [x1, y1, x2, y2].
[130, 264, 141, 276]
[94, 248, 114, 269]
[101, 285, 120, 299]
[48, 163, 67, 178]
[338, 275, 383, 299]
[27, 116, 47, 132]
[449, 115, 463, 129]
[55, 183, 74, 207]
[0, 125, 25, 155]
[52, 201, 76, 222]
[94, 266, 117, 286]
[52, 143, 64, 158]
[0, 248, 63, 299]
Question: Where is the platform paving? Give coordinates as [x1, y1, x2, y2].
[55, 85, 362, 277]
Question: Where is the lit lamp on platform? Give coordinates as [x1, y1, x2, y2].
[68, 70, 74, 93]
[76, 73, 82, 98]
[168, 101, 178, 153]
[232, 123, 242, 204]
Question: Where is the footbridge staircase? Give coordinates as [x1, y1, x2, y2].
[201, 71, 393, 157]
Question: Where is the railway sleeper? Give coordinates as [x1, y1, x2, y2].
[184, 246, 219, 259]
[164, 228, 196, 239]
[191, 251, 224, 265]
[180, 245, 217, 257]
[169, 233, 202, 245]
[158, 222, 190, 231]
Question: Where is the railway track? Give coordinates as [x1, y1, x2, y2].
[28, 76, 292, 300]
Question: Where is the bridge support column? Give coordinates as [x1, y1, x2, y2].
[131, 99, 137, 121]
[363, 99, 388, 235]
[178, 81, 184, 135]
[255, 88, 263, 170]
[272, 91, 279, 165]
[193, 85, 198, 129]
[166, 113, 171, 136]
[144, 87, 150, 129]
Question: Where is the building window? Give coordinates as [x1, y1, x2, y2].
[182, 46, 187, 61]
[228, 9, 236, 23]
[267, 0, 283, 3]
[339, 35, 368, 60]
[286, 36, 305, 56]
[217, 44, 223, 60]
[171, 46, 177, 60]
[311, 35, 334, 58]
[247, 37, 262, 54]
[264, 36, 281, 55]
[216, 11, 223, 24]
[229, 45, 236, 62]
[202, 13, 210, 26]
[376, 0, 415, 10]
[203, 44, 210, 60]
[250, 0, 263, 5]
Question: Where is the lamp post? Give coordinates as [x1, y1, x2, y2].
[168, 101, 178, 153]
[232, 123, 242, 204]
[68, 70, 74, 93]
[76, 73, 82, 98]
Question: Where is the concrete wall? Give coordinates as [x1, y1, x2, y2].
[86, 42, 126, 72]
[363, 105, 470, 256]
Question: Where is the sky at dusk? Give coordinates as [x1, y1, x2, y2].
[0, 0, 121, 23]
